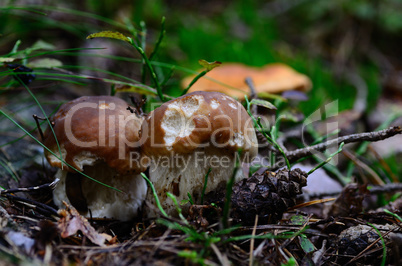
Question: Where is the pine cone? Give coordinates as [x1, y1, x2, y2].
[205, 168, 308, 225]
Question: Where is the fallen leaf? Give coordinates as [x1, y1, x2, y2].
[57, 201, 112, 246]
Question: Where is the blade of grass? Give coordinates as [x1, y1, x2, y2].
[167, 192, 189, 223]
[187, 192, 194, 205]
[222, 153, 241, 229]
[149, 17, 166, 61]
[2, 70, 165, 97]
[24, 5, 125, 28]
[126, 38, 165, 102]
[0, 159, 19, 182]
[140, 172, 168, 217]
[0, 6, 47, 16]
[367, 223, 386, 266]
[308, 142, 345, 175]
[23, 47, 105, 60]
[47, 52, 196, 75]
[34, 77, 86, 86]
[0, 103, 62, 148]
[222, 233, 281, 243]
[181, 69, 209, 96]
[14, 75, 64, 170]
[200, 167, 212, 205]
[383, 209, 402, 222]
[139, 21, 148, 85]
[244, 95, 291, 169]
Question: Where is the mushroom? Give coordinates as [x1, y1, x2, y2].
[141, 91, 258, 216]
[181, 63, 312, 99]
[43, 96, 147, 221]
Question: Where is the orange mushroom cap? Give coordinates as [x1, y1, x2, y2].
[182, 63, 312, 99]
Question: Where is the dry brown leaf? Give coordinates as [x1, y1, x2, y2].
[57, 201, 112, 246]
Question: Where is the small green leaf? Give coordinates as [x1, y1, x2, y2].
[0, 57, 15, 63]
[257, 91, 287, 102]
[180, 199, 190, 205]
[30, 40, 56, 51]
[289, 214, 308, 225]
[299, 234, 315, 254]
[87, 31, 130, 43]
[279, 110, 304, 123]
[187, 192, 194, 205]
[27, 58, 63, 68]
[282, 257, 297, 266]
[198, 59, 221, 72]
[11, 40, 21, 54]
[250, 98, 277, 110]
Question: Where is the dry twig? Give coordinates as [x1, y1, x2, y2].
[270, 126, 402, 170]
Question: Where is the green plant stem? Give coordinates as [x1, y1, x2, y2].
[0, 159, 19, 182]
[149, 17, 166, 61]
[25, 5, 125, 28]
[141, 173, 168, 217]
[187, 193, 194, 205]
[0, 103, 61, 148]
[128, 39, 165, 102]
[167, 192, 188, 223]
[15, 76, 65, 170]
[308, 142, 345, 175]
[383, 209, 402, 222]
[200, 168, 212, 205]
[2, 71, 163, 98]
[139, 21, 148, 84]
[222, 155, 240, 229]
[244, 95, 290, 169]
[257, 118, 291, 169]
[367, 223, 386, 266]
[181, 70, 207, 96]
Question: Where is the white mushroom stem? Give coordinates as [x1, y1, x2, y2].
[146, 146, 246, 217]
[53, 163, 147, 221]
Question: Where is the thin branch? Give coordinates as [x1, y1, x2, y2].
[2, 194, 58, 215]
[303, 182, 402, 199]
[0, 178, 59, 195]
[270, 126, 402, 170]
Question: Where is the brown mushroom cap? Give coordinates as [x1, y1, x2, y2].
[43, 96, 145, 175]
[182, 63, 312, 99]
[141, 91, 258, 160]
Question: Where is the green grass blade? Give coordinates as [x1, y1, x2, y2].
[141, 173, 168, 217]
[383, 209, 402, 222]
[0, 6, 47, 16]
[149, 17, 166, 61]
[167, 192, 188, 223]
[181, 70, 207, 96]
[200, 168, 212, 205]
[0, 103, 62, 148]
[222, 154, 240, 229]
[308, 142, 345, 175]
[367, 223, 386, 266]
[0, 159, 19, 182]
[24, 5, 125, 28]
[14, 76, 64, 170]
